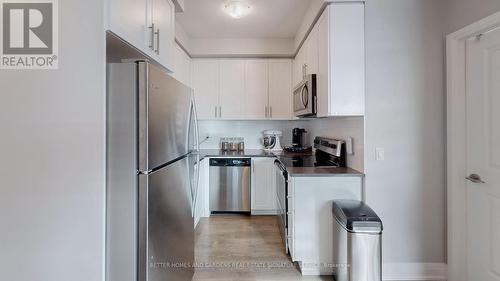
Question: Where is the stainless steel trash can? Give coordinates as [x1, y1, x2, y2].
[332, 200, 383, 281]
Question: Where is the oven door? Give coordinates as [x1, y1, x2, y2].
[274, 160, 288, 254]
[293, 74, 316, 117]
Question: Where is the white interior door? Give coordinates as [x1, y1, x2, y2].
[465, 28, 500, 281]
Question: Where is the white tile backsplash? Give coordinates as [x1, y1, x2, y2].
[307, 117, 364, 172]
[198, 120, 310, 149]
[198, 117, 364, 172]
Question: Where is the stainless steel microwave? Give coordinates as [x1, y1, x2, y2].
[293, 74, 316, 117]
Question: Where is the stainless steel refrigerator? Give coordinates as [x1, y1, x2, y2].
[106, 61, 199, 281]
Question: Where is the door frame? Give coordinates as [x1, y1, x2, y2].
[446, 11, 500, 281]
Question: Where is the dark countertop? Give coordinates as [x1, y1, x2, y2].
[198, 149, 279, 158]
[197, 149, 363, 177]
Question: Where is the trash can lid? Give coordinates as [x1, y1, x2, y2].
[332, 200, 383, 233]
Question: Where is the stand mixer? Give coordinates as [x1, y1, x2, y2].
[261, 130, 283, 151]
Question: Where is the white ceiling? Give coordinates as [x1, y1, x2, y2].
[176, 0, 313, 39]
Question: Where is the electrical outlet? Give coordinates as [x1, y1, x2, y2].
[375, 147, 385, 161]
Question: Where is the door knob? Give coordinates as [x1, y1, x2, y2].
[466, 174, 486, 184]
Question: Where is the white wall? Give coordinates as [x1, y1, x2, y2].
[175, 19, 192, 51]
[293, 0, 325, 51]
[198, 120, 309, 149]
[446, 0, 500, 33]
[364, 0, 447, 265]
[307, 117, 364, 172]
[0, 1, 106, 281]
[188, 38, 295, 57]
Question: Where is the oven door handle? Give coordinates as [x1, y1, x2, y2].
[274, 160, 287, 175]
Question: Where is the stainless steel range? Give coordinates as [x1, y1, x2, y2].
[274, 137, 346, 253]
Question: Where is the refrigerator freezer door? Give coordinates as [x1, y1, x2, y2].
[138, 62, 193, 172]
[138, 157, 194, 281]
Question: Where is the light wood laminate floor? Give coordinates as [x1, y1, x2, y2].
[193, 215, 332, 281]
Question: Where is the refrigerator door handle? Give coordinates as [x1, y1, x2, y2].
[193, 98, 200, 152]
[191, 158, 200, 216]
[187, 96, 200, 153]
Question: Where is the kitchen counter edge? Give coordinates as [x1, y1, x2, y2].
[196, 149, 364, 177]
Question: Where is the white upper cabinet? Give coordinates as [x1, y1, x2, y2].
[293, 47, 306, 87]
[192, 59, 293, 121]
[192, 60, 219, 120]
[244, 60, 269, 120]
[151, 0, 175, 71]
[293, 2, 365, 117]
[219, 60, 245, 120]
[305, 26, 319, 77]
[107, 0, 175, 71]
[172, 43, 191, 87]
[269, 59, 293, 120]
[292, 25, 318, 88]
[107, 0, 148, 52]
[316, 3, 365, 117]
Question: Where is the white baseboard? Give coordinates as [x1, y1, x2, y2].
[297, 262, 447, 281]
[383, 263, 447, 281]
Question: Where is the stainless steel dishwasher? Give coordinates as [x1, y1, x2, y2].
[209, 158, 251, 213]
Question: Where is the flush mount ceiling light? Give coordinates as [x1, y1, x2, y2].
[223, 0, 252, 19]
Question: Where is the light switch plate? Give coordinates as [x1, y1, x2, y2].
[375, 147, 385, 161]
[346, 137, 353, 155]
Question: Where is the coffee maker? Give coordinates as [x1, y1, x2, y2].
[292, 128, 307, 147]
[284, 128, 311, 153]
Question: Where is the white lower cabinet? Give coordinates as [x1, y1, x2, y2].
[288, 176, 363, 275]
[251, 158, 277, 215]
[194, 157, 210, 228]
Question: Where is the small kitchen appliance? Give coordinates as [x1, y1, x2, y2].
[292, 128, 307, 147]
[293, 74, 317, 117]
[284, 128, 311, 153]
[262, 130, 283, 151]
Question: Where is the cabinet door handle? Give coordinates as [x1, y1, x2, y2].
[218, 106, 221, 118]
[270, 106, 272, 118]
[148, 23, 155, 50]
[155, 29, 160, 54]
[214, 106, 217, 118]
[265, 106, 268, 118]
